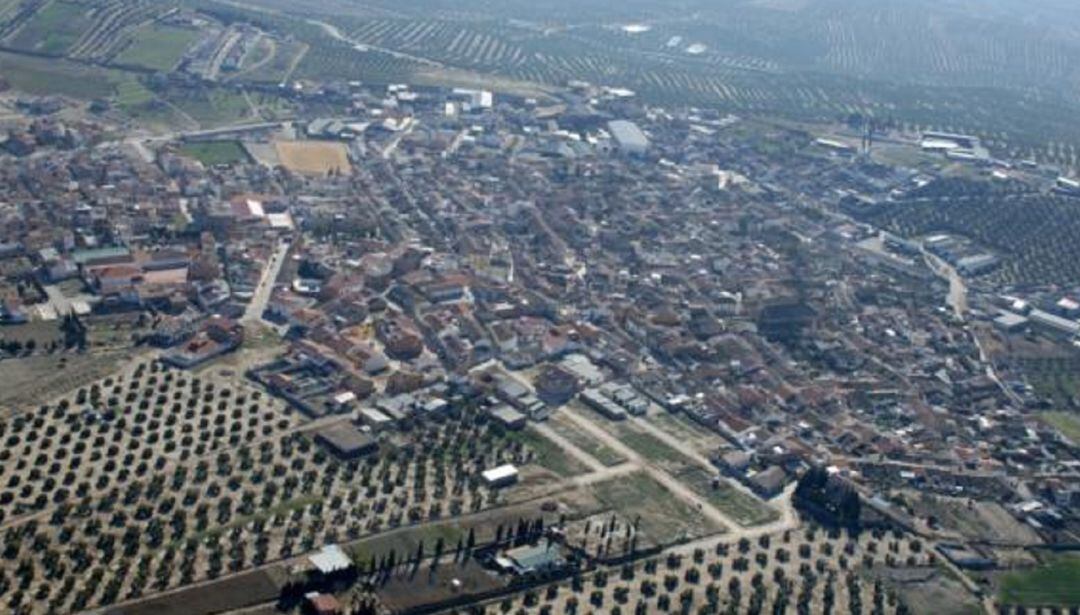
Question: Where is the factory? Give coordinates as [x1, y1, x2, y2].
[607, 120, 649, 156]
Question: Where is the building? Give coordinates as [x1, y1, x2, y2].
[580, 388, 626, 420]
[489, 404, 527, 430]
[1029, 309, 1080, 339]
[308, 544, 353, 575]
[304, 592, 343, 615]
[357, 406, 394, 431]
[748, 466, 788, 498]
[315, 424, 379, 459]
[956, 254, 1000, 276]
[481, 464, 519, 488]
[993, 312, 1029, 333]
[580, 382, 648, 419]
[607, 120, 649, 156]
[495, 543, 565, 575]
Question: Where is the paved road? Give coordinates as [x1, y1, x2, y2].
[243, 240, 290, 324]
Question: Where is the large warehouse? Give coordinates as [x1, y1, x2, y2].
[608, 120, 649, 156]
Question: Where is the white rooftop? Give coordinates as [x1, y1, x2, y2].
[482, 464, 519, 483]
[309, 544, 352, 573]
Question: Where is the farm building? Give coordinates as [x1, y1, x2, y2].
[306, 544, 353, 574]
[482, 464, 519, 488]
[495, 543, 565, 575]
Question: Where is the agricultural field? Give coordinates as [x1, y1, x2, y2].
[1018, 356, 1080, 409]
[176, 140, 250, 166]
[1042, 411, 1080, 444]
[645, 411, 726, 458]
[857, 178, 1080, 287]
[275, 140, 351, 176]
[906, 492, 1041, 546]
[294, 37, 422, 85]
[114, 75, 155, 107]
[591, 471, 721, 547]
[165, 87, 253, 127]
[0, 351, 138, 413]
[469, 525, 935, 615]
[113, 24, 200, 72]
[547, 414, 626, 467]
[677, 467, 780, 528]
[0, 359, 551, 614]
[998, 553, 1080, 608]
[0, 50, 116, 98]
[4, 0, 93, 55]
[236, 38, 305, 84]
[505, 427, 589, 478]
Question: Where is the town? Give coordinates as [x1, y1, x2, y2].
[0, 39, 1079, 615]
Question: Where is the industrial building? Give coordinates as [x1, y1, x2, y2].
[315, 424, 379, 459]
[607, 120, 649, 156]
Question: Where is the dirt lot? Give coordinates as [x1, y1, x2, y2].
[274, 140, 351, 176]
[0, 349, 141, 413]
[591, 471, 723, 548]
[908, 492, 1041, 545]
[874, 566, 981, 615]
[107, 567, 286, 615]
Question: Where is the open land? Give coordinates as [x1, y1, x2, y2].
[274, 140, 351, 175]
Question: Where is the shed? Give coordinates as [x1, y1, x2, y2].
[482, 464, 519, 488]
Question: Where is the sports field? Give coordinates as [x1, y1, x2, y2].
[275, 140, 351, 176]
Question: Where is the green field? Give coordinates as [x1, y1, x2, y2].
[114, 24, 199, 71]
[0, 50, 116, 98]
[593, 471, 723, 546]
[178, 140, 249, 166]
[548, 416, 627, 467]
[115, 76, 155, 107]
[7, 0, 92, 55]
[999, 554, 1080, 607]
[1042, 412, 1080, 443]
[169, 88, 253, 127]
[677, 467, 779, 527]
[614, 424, 698, 469]
[241, 39, 305, 84]
[506, 427, 589, 478]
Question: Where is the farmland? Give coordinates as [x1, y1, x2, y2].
[0, 360, 561, 614]
[1, 0, 1080, 163]
[474, 525, 935, 614]
[113, 24, 200, 71]
[999, 553, 1080, 607]
[4, 0, 93, 55]
[592, 471, 722, 547]
[677, 467, 780, 528]
[1042, 411, 1080, 444]
[857, 178, 1080, 287]
[0, 51, 118, 98]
